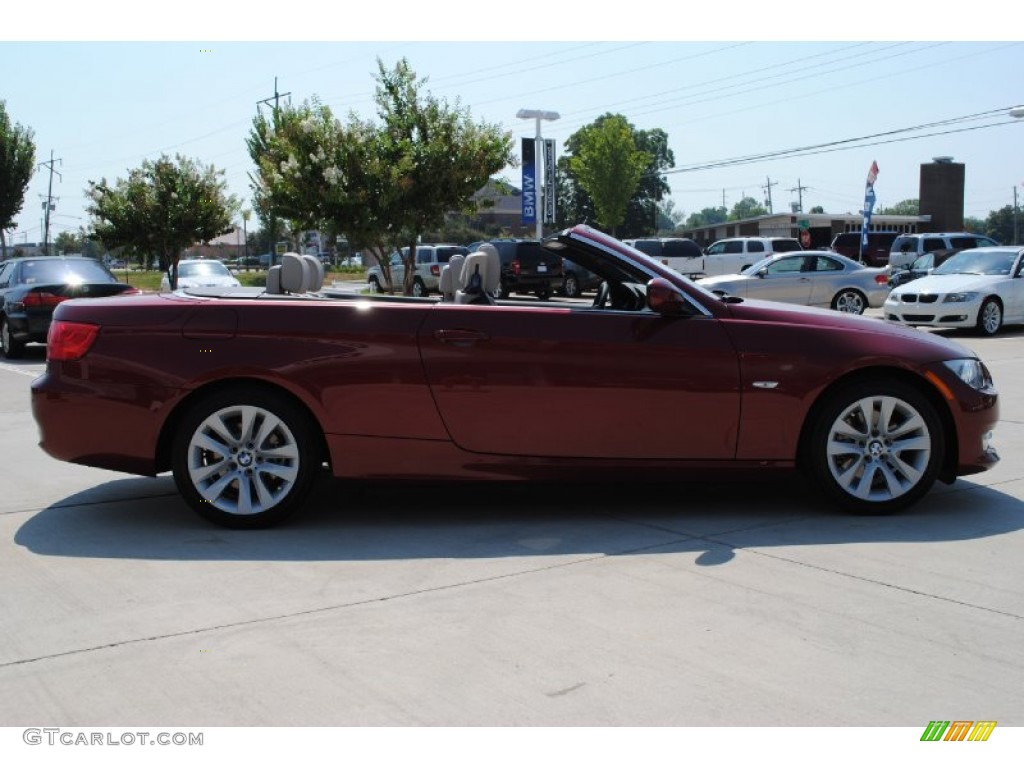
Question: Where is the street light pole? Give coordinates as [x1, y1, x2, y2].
[517, 109, 559, 239]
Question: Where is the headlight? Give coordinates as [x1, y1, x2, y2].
[942, 292, 978, 303]
[943, 359, 994, 390]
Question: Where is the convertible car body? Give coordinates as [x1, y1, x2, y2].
[31, 225, 999, 528]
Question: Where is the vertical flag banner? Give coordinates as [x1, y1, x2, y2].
[521, 138, 536, 225]
[860, 161, 879, 262]
[543, 138, 557, 224]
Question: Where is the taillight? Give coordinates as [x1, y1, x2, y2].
[23, 291, 68, 308]
[874, 274, 889, 285]
[430, 265, 441, 277]
[512, 258, 521, 277]
[47, 321, 100, 361]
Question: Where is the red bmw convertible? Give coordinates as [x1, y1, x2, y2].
[31, 225, 999, 528]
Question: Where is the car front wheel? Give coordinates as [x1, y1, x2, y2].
[804, 378, 943, 514]
[832, 289, 867, 314]
[172, 389, 321, 528]
[368, 276, 383, 293]
[976, 297, 1002, 336]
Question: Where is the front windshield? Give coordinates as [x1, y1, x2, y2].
[933, 250, 1016, 276]
[179, 261, 232, 278]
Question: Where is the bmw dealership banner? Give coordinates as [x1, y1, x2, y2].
[543, 138, 556, 224]
[521, 137, 536, 225]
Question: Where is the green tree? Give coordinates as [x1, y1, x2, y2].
[878, 199, 919, 215]
[87, 154, 238, 289]
[0, 100, 36, 260]
[729, 196, 768, 220]
[557, 114, 672, 237]
[685, 207, 728, 229]
[809, 205, 825, 214]
[981, 206, 1015, 244]
[54, 230, 84, 255]
[566, 114, 651, 236]
[249, 60, 514, 295]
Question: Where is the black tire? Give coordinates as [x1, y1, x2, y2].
[412, 278, 428, 297]
[975, 297, 1002, 336]
[0, 317, 25, 360]
[804, 378, 944, 515]
[563, 273, 581, 298]
[368, 276, 383, 293]
[171, 388, 321, 528]
[535, 287, 551, 300]
[831, 289, 867, 315]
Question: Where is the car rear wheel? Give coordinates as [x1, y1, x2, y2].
[172, 388, 321, 528]
[976, 297, 1002, 336]
[563, 273, 581, 298]
[368, 276, 383, 293]
[805, 378, 943, 515]
[831, 289, 867, 314]
[412, 278, 428, 297]
[0, 317, 25, 359]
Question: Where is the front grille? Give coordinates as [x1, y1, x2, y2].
[903, 314, 935, 322]
[898, 294, 938, 304]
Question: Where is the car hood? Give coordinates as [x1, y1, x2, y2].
[176, 276, 241, 288]
[721, 297, 978, 359]
[889, 273, 1003, 295]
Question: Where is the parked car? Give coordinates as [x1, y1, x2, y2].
[702, 237, 803, 276]
[888, 250, 962, 288]
[883, 246, 1024, 335]
[830, 231, 900, 268]
[560, 258, 602, 297]
[31, 227, 999, 528]
[623, 237, 705, 275]
[889, 233, 999, 271]
[367, 244, 470, 296]
[696, 251, 890, 314]
[470, 239, 563, 299]
[161, 259, 241, 292]
[0, 256, 138, 359]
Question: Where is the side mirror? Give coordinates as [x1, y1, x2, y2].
[757, 268, 768, 278]
[646, 277, 690, 316]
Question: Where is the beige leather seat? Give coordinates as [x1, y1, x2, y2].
[266, 252, 322, 294]
[455, 246, 501, 305]
[439, 253, 466, 303]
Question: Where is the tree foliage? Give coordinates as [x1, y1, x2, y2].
[684, 207, 728, 229]
[565, 114, 651, 236]
[877, 198, 919, 215]
[0, 100, 36, 260]
[248, 59, 514, 294]
[729, 196, 768, 221]
[86, 154, 238, 287]
[557, 113, 670, 237]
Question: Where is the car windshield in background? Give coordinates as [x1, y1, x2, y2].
[179, 261, 232, 278]
[934, 250, 1016, 276]
[434, 247, 463, 263]
[20, 259, 117, 284]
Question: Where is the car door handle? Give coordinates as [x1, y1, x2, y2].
[434, 329, 490, 346]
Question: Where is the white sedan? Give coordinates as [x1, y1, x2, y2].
[883, 246, 1024, 336]
[160, 259, 242, 292]
[696, 251, 890, 314]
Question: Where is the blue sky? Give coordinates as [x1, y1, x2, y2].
[3, 4, 1023, 245]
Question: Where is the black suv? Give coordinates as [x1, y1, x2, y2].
[830, 231, 899, 268]
[471, 239, 563, 299]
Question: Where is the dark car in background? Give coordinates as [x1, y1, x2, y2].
[470, 239, 563, 299]
[560, 258, 602, 297]
[0, 256, 137, 358]
[830, 231, 900, 268]
[888, 249, 962, 288]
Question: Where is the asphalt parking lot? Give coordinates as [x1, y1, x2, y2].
[0, 311, 1022, 729]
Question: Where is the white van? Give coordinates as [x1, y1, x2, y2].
[701, 237, 803, 276]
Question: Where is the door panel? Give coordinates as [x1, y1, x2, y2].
[418, 304, 741, 459]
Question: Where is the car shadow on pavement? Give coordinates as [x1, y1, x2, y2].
[14, 471, 1024, 566]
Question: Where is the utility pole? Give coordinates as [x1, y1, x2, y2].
[1014, 185, 1019, 245]
[789, 179, 808, 213]
[763, 176, 777, 214]
[257, 78, 292, 262]
[38, 150, 62, 256]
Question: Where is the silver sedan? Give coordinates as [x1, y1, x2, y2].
[696, 251, 891, 314]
